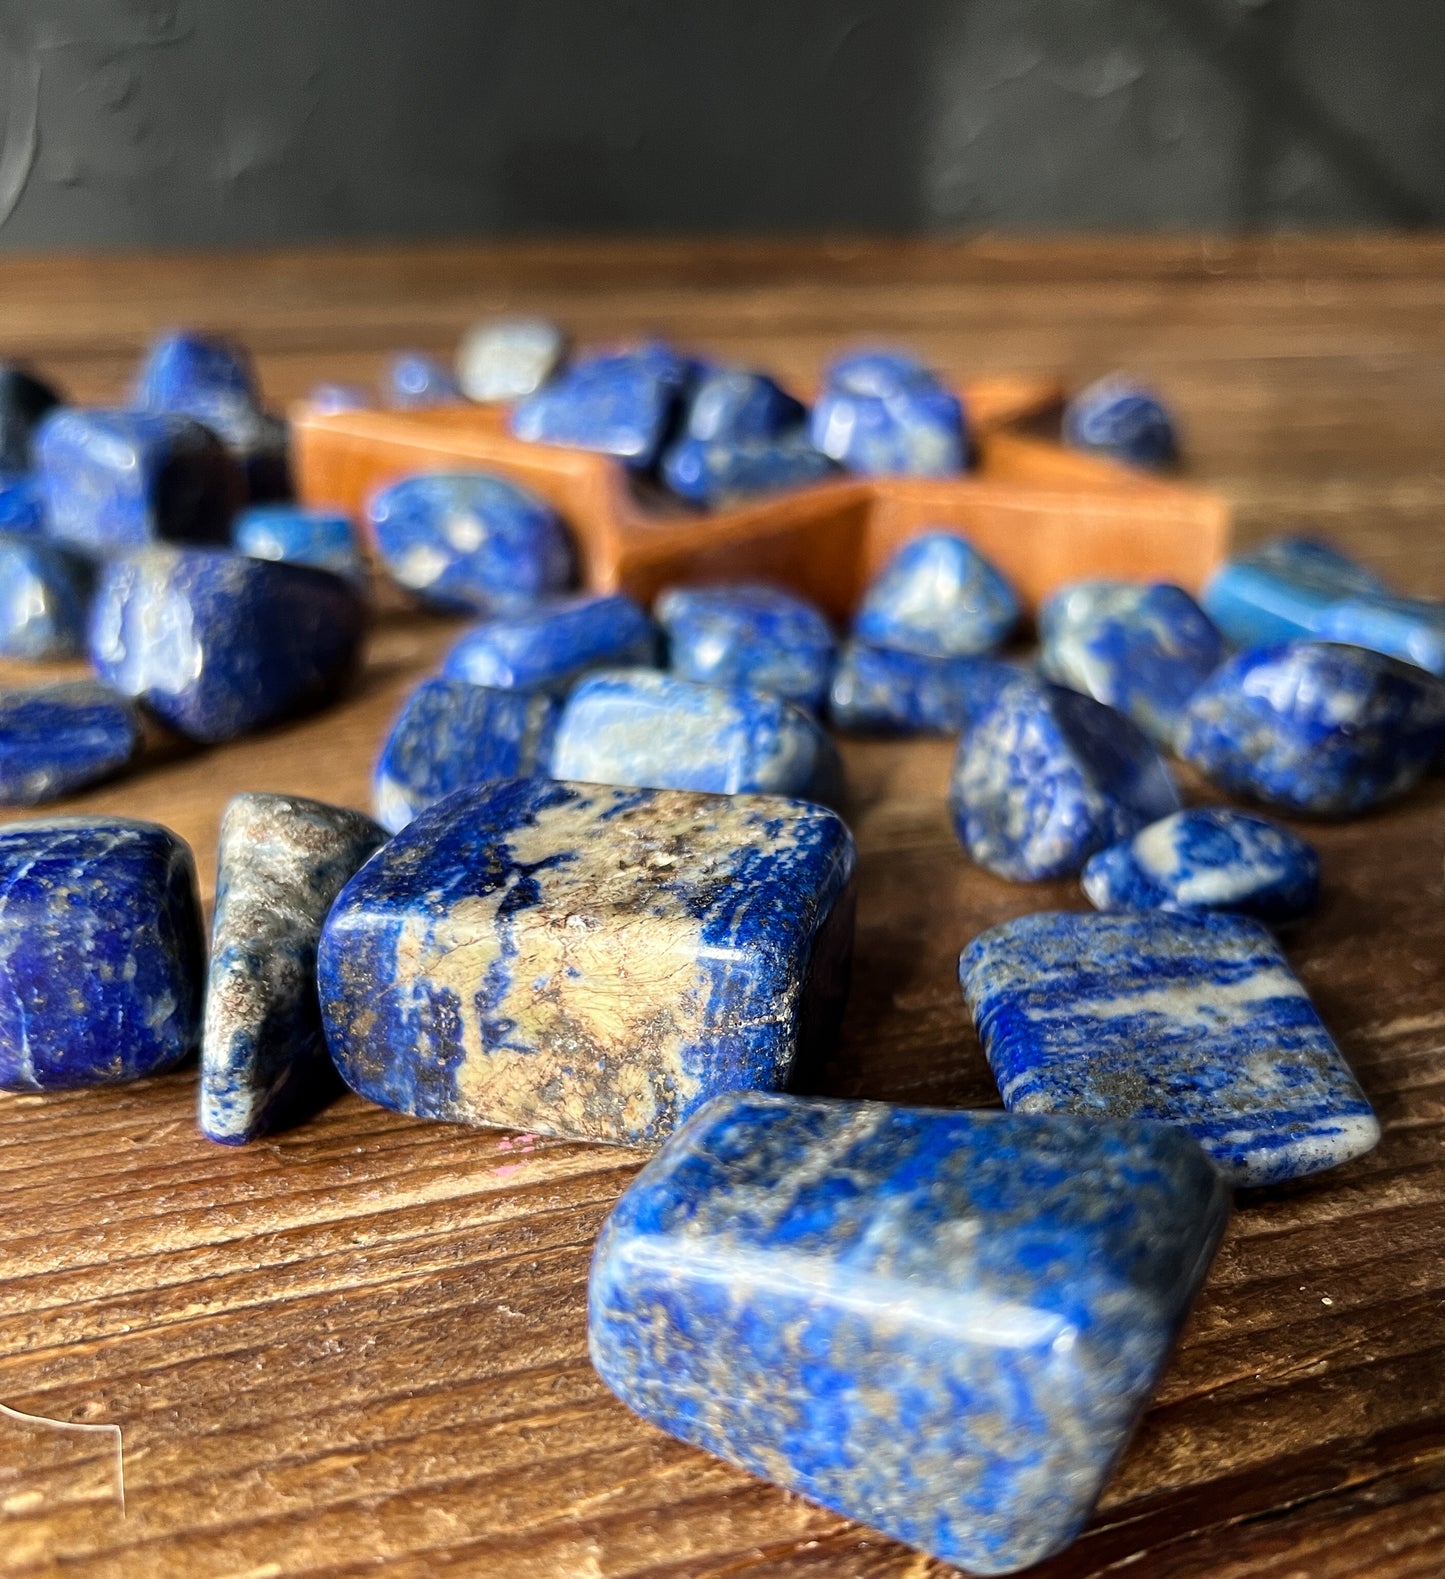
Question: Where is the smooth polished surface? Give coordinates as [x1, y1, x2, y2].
[0, 680, 140, 805]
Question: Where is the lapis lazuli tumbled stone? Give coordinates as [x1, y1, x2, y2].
[656, 583, 836, 713]
[1039, 580, 1224, 745]
[200, 792, 386, 1145]
[854, 531, 1019, 658]
[1176, 640, 1445, 815]
[456, 317, 567, 403]
[385, 351, 463, 409]
[551, 669, 842, 805]
[0, 474, 47, 535]
[659, 432, 836, 508]
[1313, 592, 1445, 678]
[1082, 808, 1319, 923]
[828, 641, 1021, 736]
[367, 471, 573, 613]
[38, 410, 240, 554]
[810, 348, 967, 477]
[682, 367, 806, 445]
[133, 331, 258, 411]
[372, 677, 561, 834]
[590, 1091, 1228, 1574]
[961, 909, 1380, 1187]
[0, 366, 64, 474]
[0, 681, 141, 805]
[1062, 374, 1178, 470]
[89, 548, 366, 744]
[0, 816, 204, 1091]
[950, 675, 1180, 881]
[233, 504, 362, 582]
[1201, 536, 1387, 649]
[441, 592, 655, 695]
[319, 780, 856, 1145]
[0, 534, 93, 660]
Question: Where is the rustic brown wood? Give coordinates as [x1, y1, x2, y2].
[2, 236, 1444, 1579]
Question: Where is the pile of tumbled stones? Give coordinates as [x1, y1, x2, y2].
[2, 319, 1442, 1575]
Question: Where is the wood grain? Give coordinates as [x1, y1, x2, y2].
[1, 236, 1444, 1578]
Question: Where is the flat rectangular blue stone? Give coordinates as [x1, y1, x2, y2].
[960, 910, 1380, 1186]
[441, 592, 656, 695]
[0, 681, 140, 805]
[590, 1092, 1228, 1575]
[1201, 536, 1388, 648]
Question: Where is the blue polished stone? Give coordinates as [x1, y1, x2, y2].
[37, 409, 240, 554]
[0, 474, 47, 535]
[200, 792, 386, 1144]
[0, 815, 204, 1091]
[372, 677, 560, 834]
[0, 534, 93, 659]
[175, 391, 291, 505]
[950, 675, 1180, 881]
[367, 471, 573, 613]
[0, 367, 64, 474]
[551, 669, 842, 805]
[457, 317, 567, 403]
[1039, 580, 1224, 745]
[510, 343, 699, 470]
[656, 583, 836, 713]
[307, 382, 371, 414]
[233, 505, 363, 581]
[1082, 808, 1319, 923]
[855, 532, 1019, 658]
[1176, 640, 1445, 815]
[683, 368, 806, 444]
[1312, 592, 1445, 677]
[385, 351, 463, 409]
[133, 331, 257, 411]
[660, 432, 836, 507]
[1201, 536, 1388, 649]
[590, 1091, 1228, 1573]
[319, 779, 856, 1145]
[810, 348, 966, 477]
[1063, 375, 1178, 469]
[961, 909, 1380, 1186]
[829, 642, 1022, 736]
[0, 681, 141, 804]
[441, 592, 655, 695]
[89, 548, 366, 744]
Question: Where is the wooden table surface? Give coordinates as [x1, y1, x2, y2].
[2, 237, 1444, 1579]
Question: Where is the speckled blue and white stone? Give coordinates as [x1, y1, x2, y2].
[372, 677, 560, 834]
[306, 383, 371, 414]
[441, 593, 656, 695]
[233, 505, 363, 582]
[0, 815, 204, 1092]
[0, 534, 93, 659]
[1082, 809, 1319, 923]
[0, 367, 63, 475]
[0, 681, 141, 805]
[456, 317, 567, 403]
[1313, 593, 1445, 677]
[37, 409, 240, 554]
[1176, 641, 1445, 816]
[1039, 580, 1224, 745]
[1202, 537, 1388, 649]
[950, 676, 1180, 881]
[854, 532, 1019, 658]
[133, 331, 258, 411]
[384, 351, 462, 409]
[318, 780, 857, 1146]
[660, 432, 836, 507]
[589, 1091, 1228, 1574]
[201, 793, 386, 1145]
[0, 474, 47, 535]
[367, 471, 573, 614]
[510, 344, 699, 470]
[551, 669, 842, 805]
[1062, 375, 1178, 470]
[810, 349, 967, 477]
[89, 548, 366, 744]
[960, 910, 1380, 1187]
[829, 641, 1022, 735]
[656, 583, 836, 713]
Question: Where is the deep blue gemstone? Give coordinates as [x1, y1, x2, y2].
[950, 675, 1180, 880]
[960, 909, 1380, 1186]
[0, 815, 204, 1091]
[829, 642, 1022, 735]
[233, 505, 362, 582]
[0, 473, 47, 535]
[1177, 640, 1445, 814]
[0, 534, 93, 659]
[0, 367, 64, 474]
[660, 432, 835, 507]
[373, 677, 560, 833]
[384, 352, 462, 409]
[441, 592, 655, 695]
[319, 780, 856, 1145]
[133, 331, 257, 411]
[682, 369, 806, 444]
[200, 792, 386, 1144]
[656, 583, 835, 713]
[0, 681, 141, 805]
[89, 548, 366, 744]
[1201, 536, 1387, 648]
[1063, 375, 1178, 469]
[855, 532, 1019, 658]
[810, 348, 966, 477]
[1082, 808, 1319, 923]
[1312, 592, 1445, 677]
[367, 471, 573, 613]
[589, 1091, 1228, 1573]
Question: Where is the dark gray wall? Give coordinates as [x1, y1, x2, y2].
[0, 0, 1440, 250]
